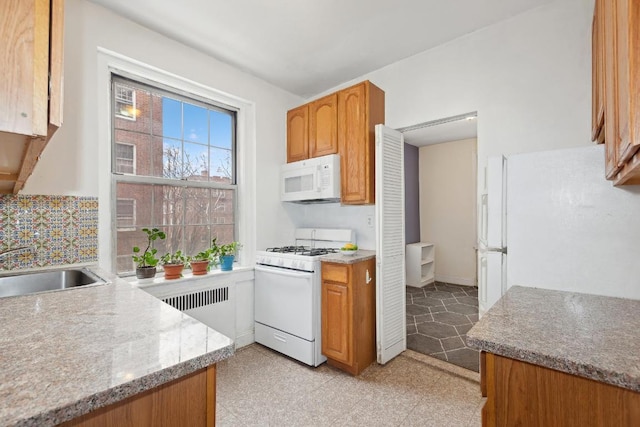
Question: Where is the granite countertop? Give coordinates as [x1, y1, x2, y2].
[467, 286, 640, 392]
[321, 249, 376, 264]
[0, 267, 234, 427]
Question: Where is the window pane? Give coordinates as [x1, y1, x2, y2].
[211, 189, 234, 225]
[159, 185, 184, 227]
[116, 182, 153, 227]
[183, 103, 208, 143]
[159, 225, 183, 258]
[210, 110, 233, 150]
[185, 188, 211, 225]
[210, 147, 233, 184]
[162, 138, 183, 179]
[161, 96, 182, 139]
[211, 224, 234, 246]
[114, 83, 151, 133]
[114, 131, 150, 175]
[184, 225, 211, 256]
[115, 143, 135, 174]
[183, 142, 210, 181]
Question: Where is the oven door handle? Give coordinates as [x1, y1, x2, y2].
[255, 264, 313, 278]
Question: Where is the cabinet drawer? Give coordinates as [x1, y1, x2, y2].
[322, 264, 349, 283]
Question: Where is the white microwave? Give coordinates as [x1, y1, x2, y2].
[281, 154, 341, 203]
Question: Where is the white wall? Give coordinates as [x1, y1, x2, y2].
[507, 145, 640, 300]
[283, 203, 376, 250]
[316, 0, 593, 193]
[22, 0, 301, 254]
[419, 139, 477, 286]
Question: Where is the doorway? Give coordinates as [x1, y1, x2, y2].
[399, 112, 480, 372]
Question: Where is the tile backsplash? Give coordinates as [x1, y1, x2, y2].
[0, 195, 98, 270]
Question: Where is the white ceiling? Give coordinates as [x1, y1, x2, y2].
[401, 115, 478, 147]
[87, 0, 551, 98]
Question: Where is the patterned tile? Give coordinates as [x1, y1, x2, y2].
[0, 195, 98, 270]
[406, 282, 480, 372]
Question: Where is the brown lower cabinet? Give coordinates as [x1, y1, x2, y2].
[321, 259, 376, 375]
[481, 352, 640, 427]
[61, 365, 216, 427]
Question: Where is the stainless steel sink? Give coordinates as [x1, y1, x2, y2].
[0, 268, 106, 298]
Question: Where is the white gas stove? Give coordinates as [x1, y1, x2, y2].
[254, 228, 355, 366]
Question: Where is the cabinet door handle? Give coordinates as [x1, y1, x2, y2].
[366, 269, 372, 284]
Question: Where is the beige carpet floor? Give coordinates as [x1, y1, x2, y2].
[216, 343, 483, 426]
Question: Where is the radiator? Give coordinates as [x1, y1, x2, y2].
[161, 286, 235, 341]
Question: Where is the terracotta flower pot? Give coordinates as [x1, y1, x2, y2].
[190, 260, 209, 276]
[163, 264, 184, 280]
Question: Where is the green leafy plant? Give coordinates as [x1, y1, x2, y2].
[190, 239, 221, 266]
[160, 250, 188, 266]
[219, 241, 242, 257]
[132, 228, 166, 268]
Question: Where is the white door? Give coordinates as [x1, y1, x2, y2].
[375, 124, 406, 364]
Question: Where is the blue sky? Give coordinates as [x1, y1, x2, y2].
[162, 97, 233, 178]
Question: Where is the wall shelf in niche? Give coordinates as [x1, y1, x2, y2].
[406, 242, 435, 288]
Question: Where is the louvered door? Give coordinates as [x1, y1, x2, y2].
[374, 124, 406, 364]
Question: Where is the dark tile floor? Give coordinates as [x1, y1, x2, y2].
[406, 282, 480, 372]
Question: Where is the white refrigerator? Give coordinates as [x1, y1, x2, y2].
[478, 155, 507, 316]
[480, 145, 640, 312]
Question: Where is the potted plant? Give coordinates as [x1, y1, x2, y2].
[132, 228, 166, 279]
[218, 241, 241, 271]
[160, 250, 187, 280]
[190, 239, 221, 276]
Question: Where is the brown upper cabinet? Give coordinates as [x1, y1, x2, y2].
[338, 81, 385, 205]
[285, 80, 385, 204]
[309, 93, 338, 158]
[0, 0, 64, 194]
[287, 93, 339, 163]
[286, 104, 309, 163]
[593, 0, 640, 184]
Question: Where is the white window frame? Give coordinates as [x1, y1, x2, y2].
[114, 84, 137, 120]
[97, 49, 256, 275]
[114, 142, 136, 174]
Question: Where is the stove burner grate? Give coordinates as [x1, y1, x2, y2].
[265, 246, 339, 256]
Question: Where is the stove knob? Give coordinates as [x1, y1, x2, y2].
[278, 259, 285, 266]
[291, 261, 298, 269]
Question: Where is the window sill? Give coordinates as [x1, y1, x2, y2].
[125, 265, 254, 290]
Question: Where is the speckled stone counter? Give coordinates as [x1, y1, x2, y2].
[467, 286, 640, 392]
[0, 267, 234, 427]
[321, 249, 376, 264]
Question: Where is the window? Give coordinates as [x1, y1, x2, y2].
[112, 75, 237, 276]
[115, 143, 135, 174]
[116, 199, 136, 230]
[114, 84, 137, 120]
